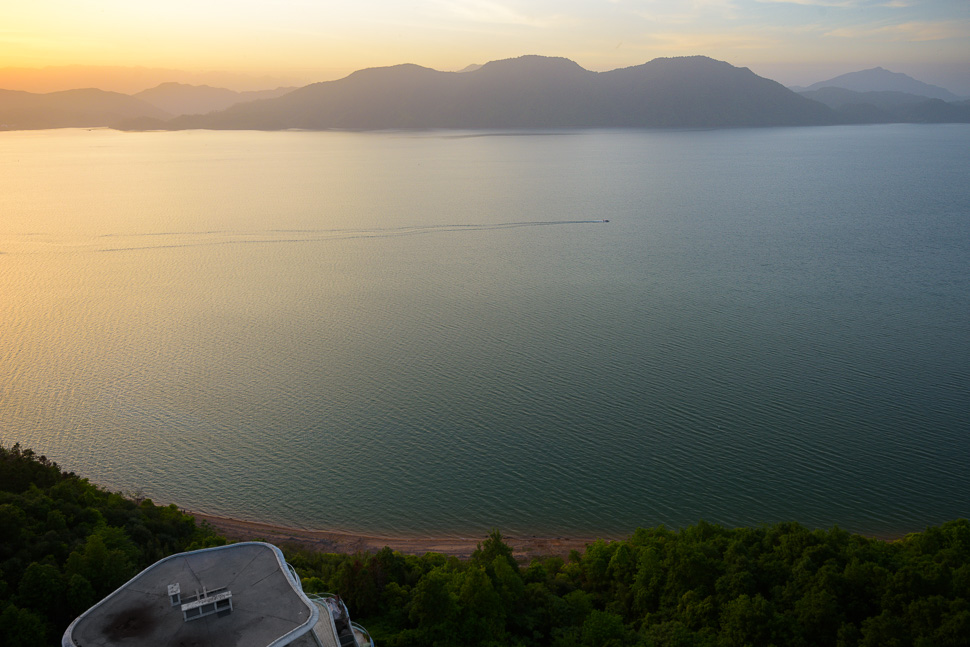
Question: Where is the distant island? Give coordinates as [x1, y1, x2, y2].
[2, 55, 969, 131]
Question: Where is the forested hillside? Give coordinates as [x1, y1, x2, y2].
[0, 443, 226, 645]
[2, 443, 967, 646]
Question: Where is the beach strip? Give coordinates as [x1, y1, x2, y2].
[189, 511, 603, 561]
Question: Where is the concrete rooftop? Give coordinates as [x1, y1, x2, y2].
[63, 542, 319, 647]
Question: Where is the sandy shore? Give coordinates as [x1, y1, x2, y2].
[190, 511, 606, 561]
[188, 511, 908, 560]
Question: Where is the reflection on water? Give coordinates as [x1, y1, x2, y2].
[1, 126, 968, 537]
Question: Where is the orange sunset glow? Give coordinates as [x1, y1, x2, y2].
[2, 0, 968, 93]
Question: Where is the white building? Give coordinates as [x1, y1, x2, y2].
[62, 542, 373, 647]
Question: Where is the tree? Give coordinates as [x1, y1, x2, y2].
[457, 565, 505, 644]
[66, 573, 96, 618]
[581, 609, 627, 646]
[718, 594, 776, 647]
[408, 567, 459, 645]
[0, 603, 47, 647]
[64, 531, 135, 596]
[472, 529, 518, 574]
[15, 562, 64, 620]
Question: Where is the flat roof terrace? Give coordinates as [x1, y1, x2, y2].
[63, 542, 319, 647]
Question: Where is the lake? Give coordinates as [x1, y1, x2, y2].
[1, 125, 967, 538]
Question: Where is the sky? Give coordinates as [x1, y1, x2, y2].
[1, 0, 968, 94]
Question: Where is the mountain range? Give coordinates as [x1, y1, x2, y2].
[798, 87, 969, 124]
[792, 67, 969, 124]
[793, 67, 961, 102]
[2, 56, 968, 131]
[131, 83, 296, 117]
[158, 56, 836, 130]
[0, 88, 169, 129]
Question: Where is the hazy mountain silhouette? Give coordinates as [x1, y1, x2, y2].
[0, 88, 170, 129]
[8, 57, 967, 131]
[801, 67, 959, 102]
[800, 87, 970, 124]
[0, 64, 297, 95]
[160, 55, 837, 130]
[133, 82, 296, 116]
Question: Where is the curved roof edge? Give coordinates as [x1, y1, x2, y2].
[62, 541, 319, 647]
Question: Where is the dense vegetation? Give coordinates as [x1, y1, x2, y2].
[296, 525, 970, 646]
[2, 442, 968, 646]
[0, 443, 226, 645]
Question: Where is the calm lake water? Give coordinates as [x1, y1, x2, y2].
[1, 126, 968, 538]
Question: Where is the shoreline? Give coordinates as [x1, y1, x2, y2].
[188, 511, 912, 559]
[189, 511, 605, 561]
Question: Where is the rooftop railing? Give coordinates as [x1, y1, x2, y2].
[306, 593, 374, 647]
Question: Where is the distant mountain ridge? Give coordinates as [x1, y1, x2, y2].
[4, 56, 970, 131]
[799, 86, 970, 124]
[162, 55, 837, 130]
[0, 83, 296, 130]
[801, 67, 959, 102]
[0, 88, 170, 129]
[133, 82, 296, 116]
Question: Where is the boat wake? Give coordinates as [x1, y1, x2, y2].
[1, 220, 610, 254]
